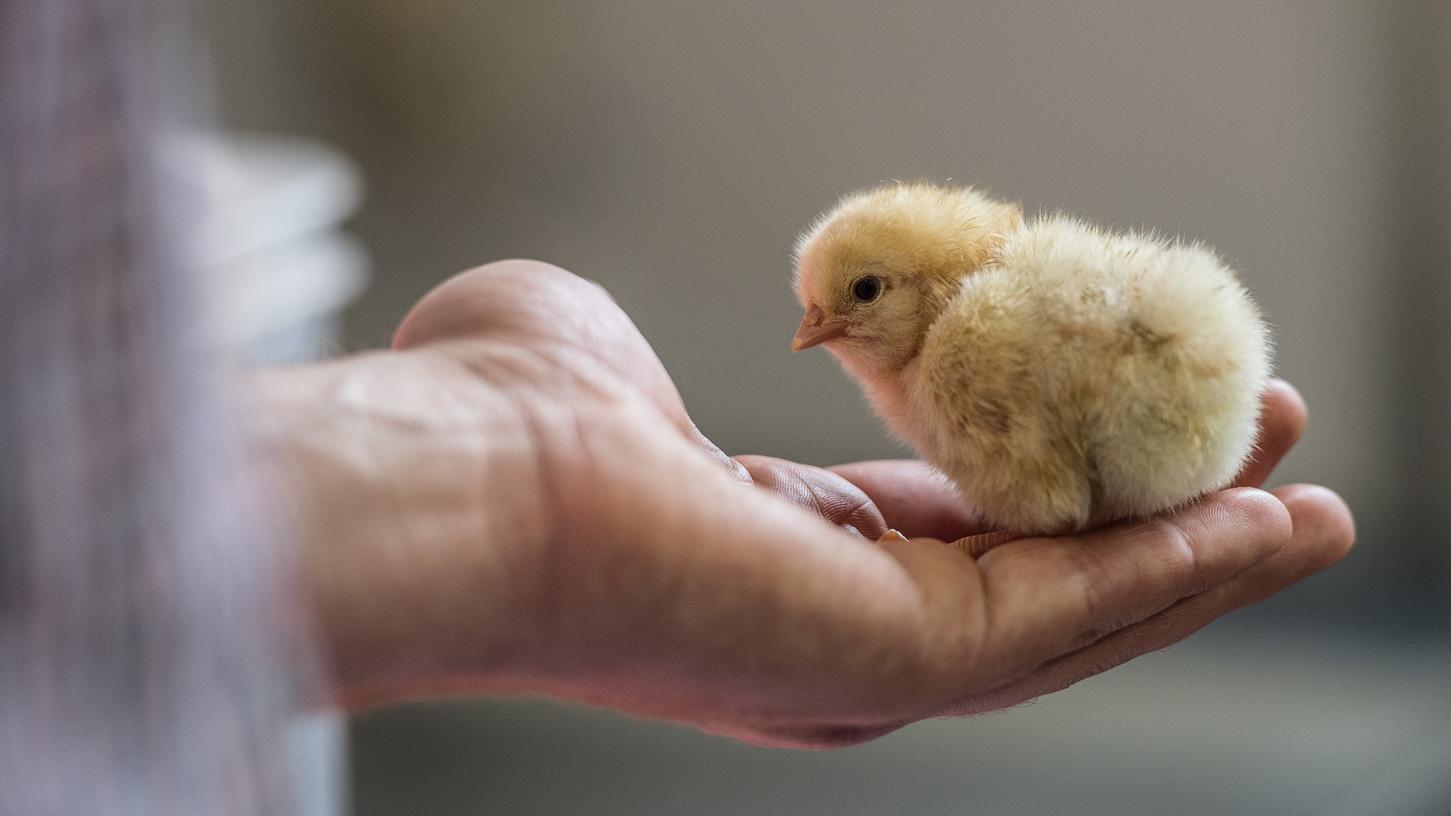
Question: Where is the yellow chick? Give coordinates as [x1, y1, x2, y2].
[792, 182, 1270, 534]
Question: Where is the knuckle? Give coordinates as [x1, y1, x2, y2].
[1060, 536, 1121, 612]
[1138, 516, 1201, 590]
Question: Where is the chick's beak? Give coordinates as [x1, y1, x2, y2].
[791, 304, 849, 352]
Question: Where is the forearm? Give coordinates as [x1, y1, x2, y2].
[250, 349, 549, 705]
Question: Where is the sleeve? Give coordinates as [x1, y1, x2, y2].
[0, 2, 321, 813]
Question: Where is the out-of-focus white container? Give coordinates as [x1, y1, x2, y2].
[192, 131, 370, 364]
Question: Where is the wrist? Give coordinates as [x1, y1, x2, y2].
[251, 348, 551, 706]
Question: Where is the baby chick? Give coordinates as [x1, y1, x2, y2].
[792, 182, 1270, 534]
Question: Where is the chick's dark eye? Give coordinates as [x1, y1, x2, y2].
[851, 275, 882, 303]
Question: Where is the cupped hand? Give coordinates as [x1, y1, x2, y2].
[317, 260, 1352, 748]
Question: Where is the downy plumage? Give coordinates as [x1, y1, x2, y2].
[792, 182, 1270, 534]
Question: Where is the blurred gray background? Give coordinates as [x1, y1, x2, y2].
[203, 2, 1451, 814]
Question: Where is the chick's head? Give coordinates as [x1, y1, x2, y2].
[792, 182, 1022, 374]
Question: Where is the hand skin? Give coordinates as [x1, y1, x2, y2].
[254, 260, 1354, 748]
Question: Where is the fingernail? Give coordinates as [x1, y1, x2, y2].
[879, 529, 909, 543]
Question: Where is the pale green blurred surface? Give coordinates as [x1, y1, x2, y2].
[203, 2, 1451, 812]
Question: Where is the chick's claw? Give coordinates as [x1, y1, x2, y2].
[948, 529, 1019, 558]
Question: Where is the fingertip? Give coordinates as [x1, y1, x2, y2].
[1264, 378, 1308, 437]
[828, 460, 990, 541]
[1271, 484, 1356, 568]
[1210, 486, 1293, 548]
[1232, 380, 1307, 489]
[738, 455, 889, 539]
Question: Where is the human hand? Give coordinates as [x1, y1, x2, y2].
[267, 260, 1353, 748]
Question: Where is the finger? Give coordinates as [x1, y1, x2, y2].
[947, 484, 1351, 715]
[966, 488, 1292, 682]
[735, 455, 888, 538]
[1232, 379, 1307, 488]
[829, 459, 993, 540]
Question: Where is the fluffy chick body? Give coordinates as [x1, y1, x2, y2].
[793, 183, 1270, 534]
